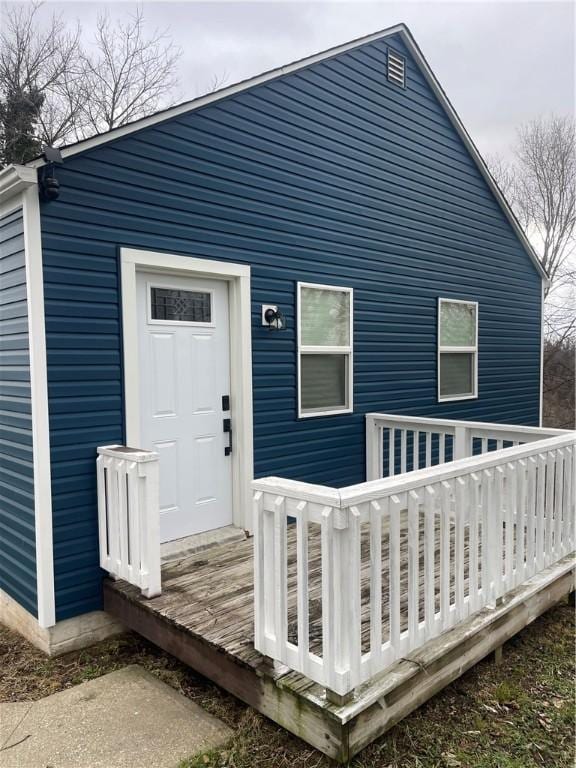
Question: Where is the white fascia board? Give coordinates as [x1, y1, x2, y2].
[26, 23, 546, 282]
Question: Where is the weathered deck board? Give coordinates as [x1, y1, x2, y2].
[105, 530, 574, 763]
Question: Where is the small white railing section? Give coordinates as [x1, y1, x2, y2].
[97, 445, 161, 598]
[366, 413, 567, 480]
[254, 416, 575, 698]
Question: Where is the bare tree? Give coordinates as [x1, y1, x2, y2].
[489, 116, 576, 294]
[0, 2, 182, 164]
[80, 8, 181, 135]
[0, 2, 84, 158]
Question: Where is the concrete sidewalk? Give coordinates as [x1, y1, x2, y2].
[0, 665, 232, 768]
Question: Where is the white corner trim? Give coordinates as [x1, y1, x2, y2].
[120, 248, 254, 532]
[22, 185, 56, 628]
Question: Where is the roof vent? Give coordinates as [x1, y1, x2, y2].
[387, 49, 405, 88]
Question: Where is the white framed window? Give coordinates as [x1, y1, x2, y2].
[438, 298, 478, 401]
[297, 282, 353, 418]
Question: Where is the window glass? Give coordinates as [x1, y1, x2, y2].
[439, 353, 474, 397]
[440, 302, 476, 347]
[301, 354, 347, 411]
[301, 287, 350, 347]
[151, 288, 211, 323]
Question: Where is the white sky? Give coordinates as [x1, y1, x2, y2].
[22, 0, 575, 162]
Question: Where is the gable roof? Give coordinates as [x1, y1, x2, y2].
[26, 23, 547, 281]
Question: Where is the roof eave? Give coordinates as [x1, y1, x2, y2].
[24, 23, 547, 283]
[0, 165, 38, 203]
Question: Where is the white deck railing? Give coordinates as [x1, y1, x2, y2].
[366, 413, 567, 480]
[97, 445, 161, 598]
[254, 416, 575, 697]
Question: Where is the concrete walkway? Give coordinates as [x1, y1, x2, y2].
[0, 665, 232, 768]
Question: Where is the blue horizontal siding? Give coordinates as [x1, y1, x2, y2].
[40, 32, 541, 620]
[0, 207, 37, 617]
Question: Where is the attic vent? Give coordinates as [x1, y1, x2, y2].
[387, 49, 405, 88]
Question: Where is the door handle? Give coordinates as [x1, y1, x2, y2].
[223, 418, 232, 456]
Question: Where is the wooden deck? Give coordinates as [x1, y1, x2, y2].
[104, 528, 575, 762]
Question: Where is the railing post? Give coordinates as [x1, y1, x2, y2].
[366, 415, 382, 481]
[140, 456, 161, 598]
[454, 426, 470, 460]
[322, 504, 360, 698]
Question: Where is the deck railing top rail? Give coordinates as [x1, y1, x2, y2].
[253, 432, 576, 509]
[365, 413, 568, 438]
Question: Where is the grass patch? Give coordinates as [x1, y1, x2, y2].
[1, 598, 574, 767]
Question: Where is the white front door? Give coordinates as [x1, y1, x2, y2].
[137, 271, 233, 542]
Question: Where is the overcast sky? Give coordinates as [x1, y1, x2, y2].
[24, 0, 576, 160]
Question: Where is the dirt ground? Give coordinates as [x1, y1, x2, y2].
[1, 597, 574, 768]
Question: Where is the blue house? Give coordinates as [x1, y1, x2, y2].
[1, 22, 559, 723]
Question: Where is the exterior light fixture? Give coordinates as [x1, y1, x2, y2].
[39, 146, 64, 202]
[261, 304, 287, 331]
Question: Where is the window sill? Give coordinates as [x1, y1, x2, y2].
[438, 394, 478, 403]
[298, 407, 354, 419]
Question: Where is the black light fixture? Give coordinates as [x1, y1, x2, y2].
[39, 146, 63, 202]
[261, 304, 287, 331]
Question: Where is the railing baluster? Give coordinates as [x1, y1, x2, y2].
[469, 473, 479, 612]
[525, 456, 537, 578]
[424, 484, 436, 637]
[296, 500, 310, 675]
[516, 459, 527, 585]
[126, 461, 140, 583]
[439, 433, 445, 465]
[425, 432, 432, 468]
[504, 463, 515, 591]
[273, 496, 288, 663]
[545, 451, 555, 566]
[454, 476, 466, 620]
[96, 456, 109, 571]
[407, 489, 420, 646]
[413, 430, 420, 471]
[554, 450, 565, 558]
[401, 430, 407, 474]
[389, 428, 396, 477]
[565, 446, 575, 552]
[440, 480, 451, 630]
[369, 500, 383, 675]
[348, 506, 362, 688]
[389, 494, 401, 654]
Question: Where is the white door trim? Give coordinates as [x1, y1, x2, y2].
[120, 248, 254, 532]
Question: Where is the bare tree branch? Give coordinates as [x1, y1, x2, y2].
[489, 116, 576, 297]
[79, 7, 182, 135]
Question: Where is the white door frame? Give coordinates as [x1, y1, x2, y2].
[120, 247, 254, 532]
